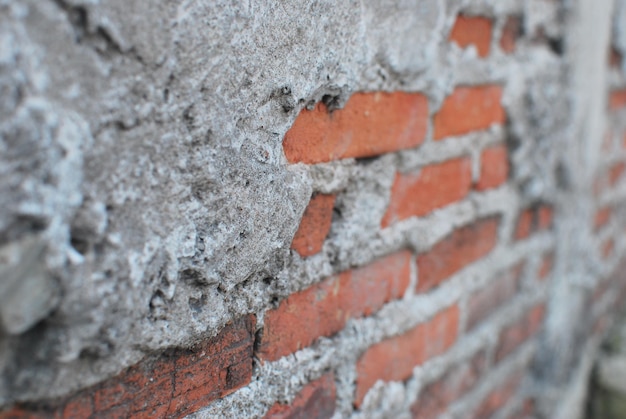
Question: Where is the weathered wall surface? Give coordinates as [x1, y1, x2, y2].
[1, 0, 626, 418]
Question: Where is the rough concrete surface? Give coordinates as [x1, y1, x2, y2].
[0, 0, 621, 416]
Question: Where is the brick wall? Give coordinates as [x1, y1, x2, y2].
[2, 2, 626, 419]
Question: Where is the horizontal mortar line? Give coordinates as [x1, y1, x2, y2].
[193, 246, 543, 414]
[355, 305, 540, 417]
[382, 185, 520, 253]
[282, 185, 520, 295]
[445, 341, 536, 419]
[249, 268, 547, 409]
[397, 126, 506, 172]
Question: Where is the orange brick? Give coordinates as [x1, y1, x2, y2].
[355, 305, 459, 407]
[514, 209, 533, 240]
[608, 162, 625, 186]
[264, 373, 336, 419]
[410, 351, 487, 419]
[291, 194, 335, 257]
[257, 251, 411, 361]
[601, 238, 614, 260]
[538, 206, 553, 230]
[473, 371, 523, 419]
[283, 92, 428, 164]
[500, 16, 522, 54]
[433, 86, 505, 140]
[496, 305, 544, 362]
[381, 158, 472, 227]
[416, 217, 500, 293]
[538, 252, 554, 281]
[514, 205, 553, 240]
[594, 206, 611, 231]
[476, 145, 509, 191]
[466, 264, 522, 331]
[609, 89, 626, 110]
[449, 16, 493, 58]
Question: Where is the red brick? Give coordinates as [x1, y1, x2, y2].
[609, 89, 626, 110]
[416, 217, 500, 293]
[476, 145, 509, 191]
[538, 252, 554, 281]
[128, 376, 172, 415]
[410, 351, 487, 419]
[601, 238, 614, 260]
[433, 86, 505, 140]
[283, 92, 428, 164]
[61, 393, 93, 418]
[496, 305, 545, 362]
[500, 16, 522, 54]
[291, 194, 335, 257]
[514, 209, 533, 240]
[257, 251, 411, 361]
[473, 371, 523, 419]
[166, 315, 255, 416]
[538, 206, 553, 230]
[381, 158, 472, 227]
[264, 373, 336, 419]
[0, 407, 51, 419]
[608, 162, 625, 185]
[594, 206, 612, 231]
[355, 305, 459, 407]
[514, 205, 553, 240]
[466, 264, 522, 331]
[610, 46, 622, 68]
[449, 16, 493, 58]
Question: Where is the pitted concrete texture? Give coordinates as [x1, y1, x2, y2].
[0, 0, 618, 414]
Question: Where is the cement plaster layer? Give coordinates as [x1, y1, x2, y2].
[0, 0, 613, 412]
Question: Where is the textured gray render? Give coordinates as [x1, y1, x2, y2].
[0, 0, 622, 417]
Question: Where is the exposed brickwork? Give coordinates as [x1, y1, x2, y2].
[496, 305, 545, 362]
[410, 350, 487, 419]
[291, 193, 336, 257]
[537, 252, 554, 281]
[601, 238, 615, 259]
[472, 371, 524, 419]
[283, 92, 428, 164]
[416, 217, 500, 293]
[257, 251, 411, 362]
[0, 315, 255, 419]
[500, 16, 522, 54]
[2, 3, 626, 419]
[609, 89, 626, 110]
[476, 145, 509, 191]
[610, 47, 623, 68]
[513, 205, 553, 240]
[433, 86, 506, 140]
[594, 206, 612, 231]
[608, 161, 625, 186]
[355, 305, 459, 407]
[449, 16, 493, 58]
[381, 158, 472, 227]
[466, 263, 523, 331]
[264, 373, 336, 419]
